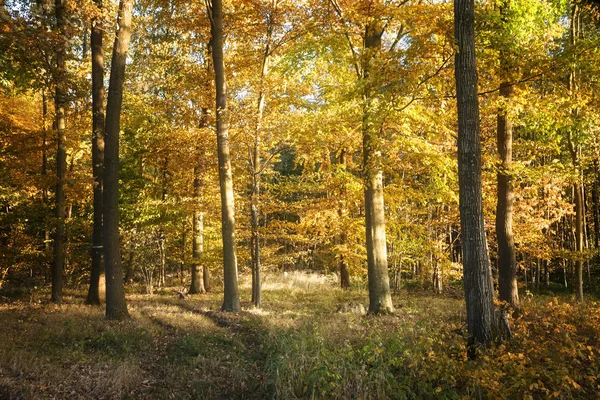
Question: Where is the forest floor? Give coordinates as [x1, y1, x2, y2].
[0, 272, 599, 399]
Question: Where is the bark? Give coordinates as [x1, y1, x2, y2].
[339, 150, 350, 290]
[190, 167, 206, 294]
[340, 255, 350, 289]
[87, 0, 105, 305]
[592, 161, 599, 249]
[157, 232, 166, 287]
[250, 18, 272, 308]
[362, 15, 394, 315]
[124, 251, 134, 284]
[103, 0, 133, 320]
[51, 0, 67, 304]
[208, 0, 240, 312]
[42, 91, 51, 280]
[496, 82, 519, 308]
[454, 0, 496, 352]
[567, 5, 583, 303]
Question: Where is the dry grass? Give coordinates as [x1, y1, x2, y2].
[0, 276, 599, 399]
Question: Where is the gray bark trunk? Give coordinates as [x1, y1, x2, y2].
[208, 0, 240, 312]
[454, 0, 496, 352]
[87, 0, 105, 305]
[362, 16, 394, 314]
[103, 0, 133, 319]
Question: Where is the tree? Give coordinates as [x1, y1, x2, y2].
[86, 0, 106, 305]
[104, 0, 134, 319]
[495, 2, 519, 309]
[51, 0, 67, 304]
[207, 0, 240, 312]
[454, 0, 496, 351]
[189, 166, 206, 294]
[361, 3, 394, 314]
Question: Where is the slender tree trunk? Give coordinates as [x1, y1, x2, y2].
[124, 251, 134, 284]
[454, 0, 496, 352]
[592, 161, 599, 250]
[362, 15, 393, 315]
[208, 0, 240, 312]
[87, 0, 105, 305]
[567, 5, 583, 302]
[190, 167, 206, 294]
[180, 221, 186, 283]
[51, 0, 67, 304]
[41, 91, 51, 280]
[103, 0, 134, 319]
[338, 149, 351, 290]
[496, 79, 519, 308]
[157, 232, 166, 287]
[573, 179, 584, 301]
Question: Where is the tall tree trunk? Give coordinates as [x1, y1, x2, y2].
[454, 0, 496, 352]
[362, 15, 394, 315]
[496, 80, 519, 308]
[103, 0, 133, 320]
[567, 4, 583, 303]
[87, 0, 105, 305]
[42, 91, 51, 281]
[208, 0, 240, 312]
[592, 161, 599, 250]
[338, 149, 351, 289]
[157, 231, 166, 287]
[190, 167, 206, 294]
[51, 0, 67, 304]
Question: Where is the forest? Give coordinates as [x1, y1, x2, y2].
[1, 0, 600, 398]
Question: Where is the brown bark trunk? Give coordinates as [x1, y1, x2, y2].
[87, 0, 105, 305]
[592, 161, 599, 250]
[103, 0, 133, 319]
[51, 0, 67, 304]
[496, 79, 519, 308]
[454, 0, 496, 352]
[42, 91, 51, 281]
[567, 5, 583, 302]
[208, 0, 240, 312]
[362, 14, 393, 315]
[124, 251, 134, 284]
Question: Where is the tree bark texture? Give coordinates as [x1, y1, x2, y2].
[362, 16, 394, 314]
[209, 0, 240, 312]
[454, 0, 496, 350]
[496, 81, 519, 308]
[103, 0, 134, 319]
[568, 5, 584, 302]
[190, 167, 206, 294]
[87, 0, 106, 305]
[51, 0, 67, 304]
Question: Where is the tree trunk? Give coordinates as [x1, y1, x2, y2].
[41, 91, 51, 281]
[573, 180, 584, 301]
[87, 0, 105, 305]
[454, 0, 496, 352]
[592, 161, 599, 250]
[124, 251, 134, 284]
[496, 79, 519, 308]
[157, 231, 166, 287]
[190, 167, 206, 294]
[208, 0, 240, 312]
[51, 0, 67, 304]
[362, 15, 394, 315]
[103, 0, 133, 320]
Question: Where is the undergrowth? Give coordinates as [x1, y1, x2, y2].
[0, 275, 599, 399]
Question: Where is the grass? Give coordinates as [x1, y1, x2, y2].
[0, 274, 599, 399]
